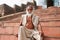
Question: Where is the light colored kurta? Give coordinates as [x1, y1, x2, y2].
[18, 13, 42, 40]
[21, 13, 39, 30]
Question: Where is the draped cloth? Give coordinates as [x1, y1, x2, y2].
[18, 13, 42, 40]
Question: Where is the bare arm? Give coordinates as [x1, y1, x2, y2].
[38, 21, 44, 38]
[38, 22, 43, 34]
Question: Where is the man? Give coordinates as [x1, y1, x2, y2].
[18, 5, 43, 40]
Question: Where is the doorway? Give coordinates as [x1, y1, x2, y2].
[47, 0, 54, 7]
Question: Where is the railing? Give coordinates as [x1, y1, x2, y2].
[0, 12, 25, 21]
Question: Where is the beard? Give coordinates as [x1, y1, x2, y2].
[26, 10, 33, 17]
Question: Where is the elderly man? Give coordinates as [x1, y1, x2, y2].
[18, 5, 43, 40]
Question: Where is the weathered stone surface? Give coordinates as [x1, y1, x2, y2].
[0, 6, 60, 40]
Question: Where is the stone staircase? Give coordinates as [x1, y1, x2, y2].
[34, 7, 60, 40]
[0, 12, 23, 40]
[0, 6, 60, 40]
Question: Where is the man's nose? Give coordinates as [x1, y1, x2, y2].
[28, 10, 32, 13]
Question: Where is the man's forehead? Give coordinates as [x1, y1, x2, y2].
[27, 5, 33, 9]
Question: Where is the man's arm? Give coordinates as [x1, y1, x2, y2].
[38, 20, 44, 38]
[38, 22, 43, 34]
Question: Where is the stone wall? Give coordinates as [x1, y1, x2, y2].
[0, 4, 15, 16]
[0, 12, 24, 40]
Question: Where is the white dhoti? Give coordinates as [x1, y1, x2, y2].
[18, 26, 42, 40]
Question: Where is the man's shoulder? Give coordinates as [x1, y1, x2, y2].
[32, 14, 39, 18]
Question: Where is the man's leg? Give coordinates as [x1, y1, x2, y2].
[32, 31, 42, 40]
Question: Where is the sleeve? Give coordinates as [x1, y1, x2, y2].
[32, 15, 40, 30]
[21, 15, 26, 26]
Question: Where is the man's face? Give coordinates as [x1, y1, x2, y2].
[28, 8, 33, 13]
[27, 5, 33, 13]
